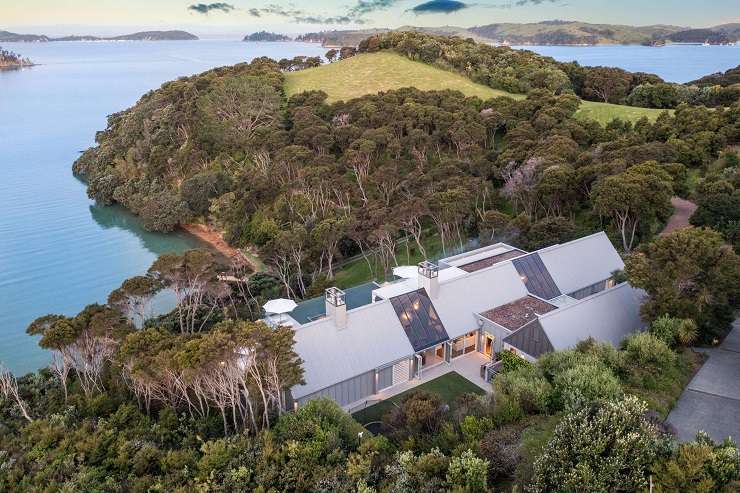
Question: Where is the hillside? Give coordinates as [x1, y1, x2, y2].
[0, 30, 198, 42]
[244, 31, 291, 42]
[293, 21, 739, 47]
[469, 20, 682, 45]
[285, 52, 667, 124]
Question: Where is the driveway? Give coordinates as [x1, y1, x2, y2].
[660, 197, 698, 236]
[666, 320, 740, 442]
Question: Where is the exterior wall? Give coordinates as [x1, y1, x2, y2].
[502, 343, 537, 363]
[377, 365, 393, 391]
[475, 315, 510, 354]
[296, 369, 375, 408]
[568, 279, 614, 300]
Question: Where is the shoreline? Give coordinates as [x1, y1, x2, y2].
[181, 223, 261, 273]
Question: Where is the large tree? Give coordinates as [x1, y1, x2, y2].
[625, 227, 740, 341]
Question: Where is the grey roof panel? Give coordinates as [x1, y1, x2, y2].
[502, 319, 555, 358]
[538, 232, 624, 295]
[512, 253, 562, 300]
[390, 289, 449, 352]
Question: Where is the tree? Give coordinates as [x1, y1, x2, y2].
[325, 49, 338, 62]
[649, 314, 698, 347]
[690, 180, 740, 250]
[148, 249, 230, 333]
[523, 216, 577, 250]
[591, 162, 673, 251]
[108, 275, 162, 325]
[582, 66, 633, 103]
[197, 75, 282, 148]
[530, 396, 672, 493]
[625, 227, 740, 341]
[0, 365, 33, 422]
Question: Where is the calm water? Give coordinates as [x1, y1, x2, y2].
[515, 44, 740, 83]
[0, 41, 736, 375]
[0, 40, 325, 375]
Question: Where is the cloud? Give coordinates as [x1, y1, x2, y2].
[187, 3, 235, 14]
[347, 0, 401, 17]
[409, 0, 470, 14]
[247, 3, 370, 25]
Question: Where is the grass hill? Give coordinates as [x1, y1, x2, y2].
[284, 52, 668, 124]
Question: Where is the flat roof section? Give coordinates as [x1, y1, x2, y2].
[289, 281, 380, 324]
[458, 249, 527, 272]
[390, 288, 450, 352]
[480, 295, 557, 331]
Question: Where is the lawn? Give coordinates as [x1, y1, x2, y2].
[352, 371, 485, 426]
[284, 51, 668, 125]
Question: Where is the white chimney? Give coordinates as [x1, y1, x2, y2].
[418, 261, 439, 299]
[325, 287, 347, 329]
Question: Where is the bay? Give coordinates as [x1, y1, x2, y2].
[0, 40, 325, 375]
[0, 40, 736, 375]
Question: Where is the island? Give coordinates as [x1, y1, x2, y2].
[0, 46, 33, 69]
[0, 30, 198, 42]
[243, 31, 292, 42]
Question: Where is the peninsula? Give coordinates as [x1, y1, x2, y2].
[243, 31, 292, 42]
[0, 46, 32, 69]
[0, 30, 198, 42]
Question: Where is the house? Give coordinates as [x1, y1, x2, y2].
[277, 232, 645, 411]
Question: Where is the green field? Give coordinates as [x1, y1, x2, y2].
[284, 52, 669, 125]
[351, 371, 485, 426]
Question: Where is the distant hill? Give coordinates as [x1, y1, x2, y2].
[243, 31, 292, 42]
[667, 29, 733, 44]
[689, 65, 740, 87]
[0, 30, 49, 42]
[469, 21, 684, 45]
[0, 30, 198, 42]
[292, 21, 740, 47]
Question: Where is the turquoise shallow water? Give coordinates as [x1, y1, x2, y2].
[0, 40, 736, 375]
[0, 40, 325, 375]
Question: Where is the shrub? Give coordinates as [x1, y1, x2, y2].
[446, 449, 489, 493]
[552, 363, 622, 412]
[499, 349, 532, 373]
[479, 426, 521, 482]
[650, 314, 698, 347]
[530, 396, 672, 493]
[494, 365, 551, 415]
[622, 332, 676, 368]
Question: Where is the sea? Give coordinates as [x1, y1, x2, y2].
[0, 40, 737, 375]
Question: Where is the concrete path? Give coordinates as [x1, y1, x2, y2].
[666, 320, 740, 442]
[660, 197, 698, 236]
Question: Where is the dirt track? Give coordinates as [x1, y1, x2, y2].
[660, 197, 698, 235]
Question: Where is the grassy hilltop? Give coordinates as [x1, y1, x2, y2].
[285, 52, 669, 124]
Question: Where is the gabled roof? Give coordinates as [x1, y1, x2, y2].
[432, 261, 530, 340]
[390, 289, 449, 352]
[512, 253, 562, 300]
[538, 232, 624, 296]
[503, 283, 645, 358]
[539, 283, 645, 351]
[291, 299, 415, 399]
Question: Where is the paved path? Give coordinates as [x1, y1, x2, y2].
[666, 320, 740, 442]
[660, 197, 698, 236]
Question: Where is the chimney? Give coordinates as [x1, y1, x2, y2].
[418, 261, 439, 299]
[325, 287, 347, 329]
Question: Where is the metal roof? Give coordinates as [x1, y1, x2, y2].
[290, 299, 415, 399]
[432, 261, 530, 340]
[512, 253, 562, 300]
[538, 232, 624, 296]
[390, 288, 449, 352]
[539, 283, 645, 351]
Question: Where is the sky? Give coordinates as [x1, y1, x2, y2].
[2, 0, 739, 38]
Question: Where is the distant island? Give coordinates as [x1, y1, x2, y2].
[0, 46, 33, 69]
[243, 31, 292, 42]
[0, 30, 198, 42]
[289, 21, 740, 47]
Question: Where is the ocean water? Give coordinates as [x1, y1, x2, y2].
[0, 40, 325, 375]
[515, 43, 740, 83]
[0, 40, 735, 375]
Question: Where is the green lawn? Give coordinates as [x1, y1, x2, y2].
[352, 371, 485, 426]
[284, 51, 668, 125]
[333, 234, 446, 289]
